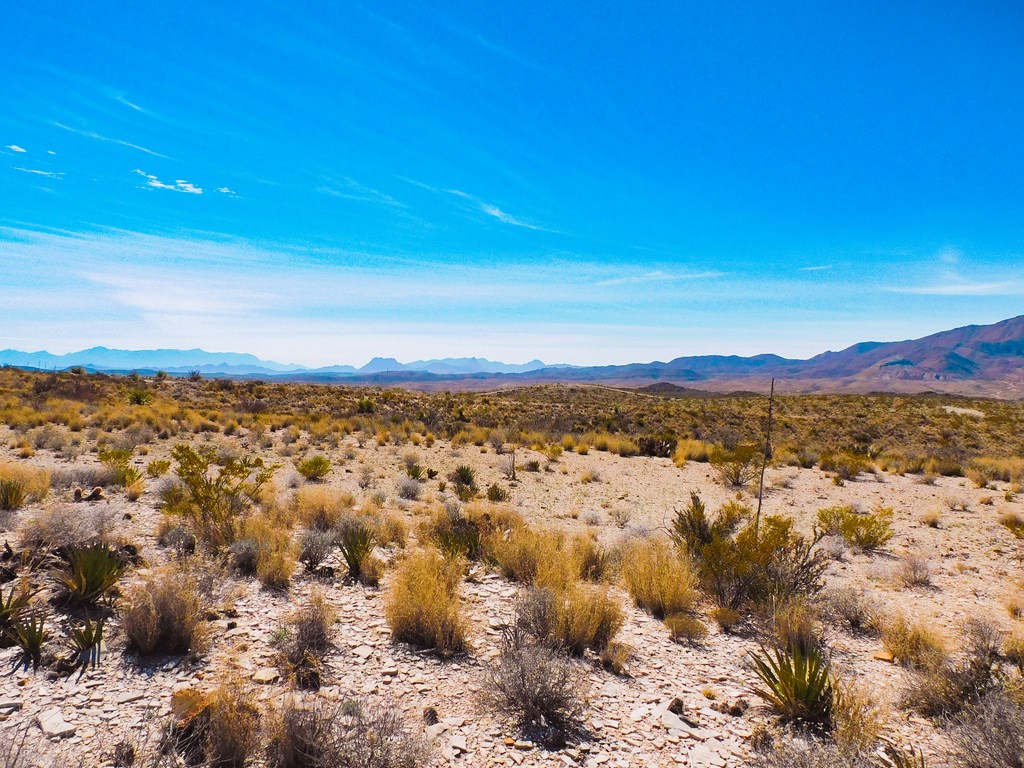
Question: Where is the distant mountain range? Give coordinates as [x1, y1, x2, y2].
[0, 347, 561, 377]
[3, 315, 1023, 397]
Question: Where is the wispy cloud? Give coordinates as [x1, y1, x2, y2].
[595, 269, 723, 287]
[133, 169, 202, 194]
[216, 187, 238, 197]
[799, 265, 832, 272]
[889, 280, 1022, 296]
[448, 189, 547, 230]
[317, 177, 404, 208]
[54, 122, 169, 158]
[14, 167, 63, 178]
[6, 144, 26, 153]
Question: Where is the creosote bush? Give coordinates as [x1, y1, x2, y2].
[296, 454, 331, 482]
[816, 505, 894, 551]
[163, 444, 275, 548]
[385, 549, 468, 656]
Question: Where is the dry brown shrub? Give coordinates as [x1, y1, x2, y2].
[122, 565, 210, 657]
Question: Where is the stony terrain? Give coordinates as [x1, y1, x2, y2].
[0, 408, 1022, 767]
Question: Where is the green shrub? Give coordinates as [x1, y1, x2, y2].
[164, 444, 275, 548]
[816, 505, 894, 551]
[146, 459, 171, 477]
[0, 581, 33, 647]
[672, 494, 827, 612]
[709, 444, 760, 488]
[486, 483, 511, 502]
[750, 645, 834, 725]
[297, 455, 331, 482]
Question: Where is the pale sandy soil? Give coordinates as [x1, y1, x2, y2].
[0, 425, 1021, 767]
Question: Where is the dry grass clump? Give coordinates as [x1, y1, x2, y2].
[511, 585, 623, 656]
[832, 679, 884, 757]
[896, 554, 932, 588]
[484, 630, 586, 743]
[279, 589, 335, 688]
[293, 486, 355, 530]
[122, 565, 210, 657]
[881, 614, 947, 670]
[486, 526, 572, 588]
[999, 511, 1024, 539]
[902, 619, 1003, 717]
[232, 514, 297, 589]
[385, 549, 468, 656]
[570, 533, 614, 583]
[18, 504, 115, 550]
[172, 684, 261, 768]
[951, 692, 1024, 768]
[620, 539, 698, 620]
[0, 462, 50, 508]
[822, 587, 881, 635]
[770, 597, 824, 654]
[265, 695, 427, 768]
[672, 438, 713, 466]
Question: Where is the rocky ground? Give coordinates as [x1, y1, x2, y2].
[0, 425, 1021, 767]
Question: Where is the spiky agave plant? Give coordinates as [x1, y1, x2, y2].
[67, 614, 106, 669]
[0, 580, 35, 646]
[57, 544, 128, 605]
[8, 610, 49, 671]
[336, 517, 375, 579]
[750, 644, 835, 725]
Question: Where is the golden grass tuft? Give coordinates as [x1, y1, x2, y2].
[385, 549, 468, 656]
[0, 461, 50, 504]
[620, 539, 698, 619]
[293, 485, 355, 530]
[881, 614, 947, 670]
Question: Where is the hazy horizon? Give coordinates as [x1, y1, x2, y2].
[3, 2, 1023, 366]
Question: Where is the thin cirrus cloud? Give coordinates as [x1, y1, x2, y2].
[133, 169, 202, 194]
[14, 168, 63, 178]
[448, 189, 547, 230]
[6, 144, 27, 153]
[890, 280, 1022, 296]
[799, 265, 832, 272]
[53, 122, 169, 158]
[594, 269, 724, 287]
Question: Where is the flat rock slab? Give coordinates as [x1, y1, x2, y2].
[37, 709, 75, 739]
[252, 667, 281, 684]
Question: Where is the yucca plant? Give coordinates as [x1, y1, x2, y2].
[0, 478, 27, 511]
[8, 610, 48, 671]
[750, 645, 834, 725]
[0, 580, 35, 647]
[67, 615, 105, 669]
[57, 544, 128, 605]
[336, 517, 375, 579]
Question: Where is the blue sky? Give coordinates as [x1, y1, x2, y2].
[2, 1, 1023, 366]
